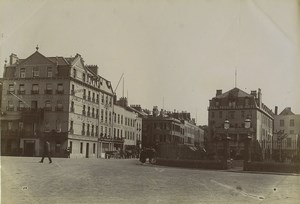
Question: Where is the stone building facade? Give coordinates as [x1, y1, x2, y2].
[207, 87, 274, 160]
[0, 49, 123, 158]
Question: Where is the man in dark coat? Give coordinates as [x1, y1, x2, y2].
[39, 140, 52, 163]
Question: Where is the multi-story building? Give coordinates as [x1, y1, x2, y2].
[113, 97, 142, 156]
[0, 48, 123, 158]
[208, 87, 274, 160]
[142, 106, 203, 149]
[273, 107, 300, 160]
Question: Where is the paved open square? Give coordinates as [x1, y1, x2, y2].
[1, 156, 299, 204]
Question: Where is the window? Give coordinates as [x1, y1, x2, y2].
[219, 111, 223, 119]
[19, 84, 25, 94]
[290, 119, 295, 127]
[32, 84, 39, 94]
[87, 124, 90, 135]
[71, 101, 74, 112]
[241, 111, 245, 118]
[45, 100, 51, 111]
[82, 73, 86, 82]
[73, 69, 77, 78]
[70, 121, 73, 131]
[8, 100, 14, 111]
[8, 84, 15, 93]
[47, 67, 52, 77]
[33, 67, 39, 77]
[71, 84, 75, 95]
[280, 120, 284, 127]
[80, 142, 83, 153]
[211, 112, 215, 118]
[230, 111, 235, 119]
[57, 84, 63, 94]
[69, 141, 73, 153]
[101, 109, 104, 121]
[18, 101, 25, 110]
[118, 114, 120, 124]
[56, 100, 63, 111]
[20, 68, 25, 78]
[31, 101, 37, 110]
[287, 138, 292, 148]
[45, 83, 52, 94]
[82, 123, 85, 133]
[56, 120, 61, 132]
[93, 143, 96, 154]
[106, 95, 108, 104]
[101, 94, 104, 103]
[8, 121, 12, 130]
[121, 115, 123, 124]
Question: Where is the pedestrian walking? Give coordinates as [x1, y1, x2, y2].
[39, 140, 52, 163]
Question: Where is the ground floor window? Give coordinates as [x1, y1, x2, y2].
[93, 143, 96, 154]
[80, 142, 83, 153]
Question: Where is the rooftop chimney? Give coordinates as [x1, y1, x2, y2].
[250, 90, 257, 98]
[216, 89, 222, 96]
[9, 53, 18, 65]
[258, 88, 262, 108]
[275, 106, 278, 115]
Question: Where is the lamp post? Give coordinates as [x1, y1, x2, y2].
[244, 118, 252, 163]
[223, 120, 230, 165]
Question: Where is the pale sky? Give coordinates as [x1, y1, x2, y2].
[0, 0, 299, 125]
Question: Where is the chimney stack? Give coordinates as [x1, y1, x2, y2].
[258, 88, 262, 108]
[9, 53, 18, 65]
[275, 106, 278, 115]
[216, 89, 222, 96]
[250, 90, 257, 98]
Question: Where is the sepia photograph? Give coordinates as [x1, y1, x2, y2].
[0, 0, 299, 203]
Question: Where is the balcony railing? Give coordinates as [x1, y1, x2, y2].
[7, 90, 15, 94]
[56, 90, 64, 94]
[18, 90, 26, 95]
[45, 89, 53, 94]
[44, 107, 52, 111]
[31, 90, 39, 95]
[55, 106, 63, 111]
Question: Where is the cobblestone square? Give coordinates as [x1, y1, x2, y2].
[1, 156, 299, 204]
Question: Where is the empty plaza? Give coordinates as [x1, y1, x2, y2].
[1, 156, 299, 204]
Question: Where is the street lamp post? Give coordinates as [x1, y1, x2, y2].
[244, 118, 252, 163]
[223, 120, 231, 166]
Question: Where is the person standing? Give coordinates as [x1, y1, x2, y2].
[39, 140, 52, 163]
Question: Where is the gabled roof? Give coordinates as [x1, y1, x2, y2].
[18, 51, 56, 66]
[279, 107, 295, 116]
[48, 57, 70, 66]
[215, 87, 253, 99]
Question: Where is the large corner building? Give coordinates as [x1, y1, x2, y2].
[1, 48, 141, 158]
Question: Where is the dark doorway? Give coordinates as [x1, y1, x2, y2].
[24, 140, 35, 156]
[86, 143, 89, 158]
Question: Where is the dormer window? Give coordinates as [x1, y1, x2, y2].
[20, 68, 25, 78]
[33, 67, 39, 77]
[47, 67, 52, 77]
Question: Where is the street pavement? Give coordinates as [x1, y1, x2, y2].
[1, 156, 299, 204]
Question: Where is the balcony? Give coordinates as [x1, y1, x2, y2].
[44, 107, 52, 111]
[7, 90, 15, 94]
[18, 90, 26, 95]
[56, 90, 64, 94]
[45, 89, 53, 94]
[31, 90, 39, 95]
[55, 106, 63, 112]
